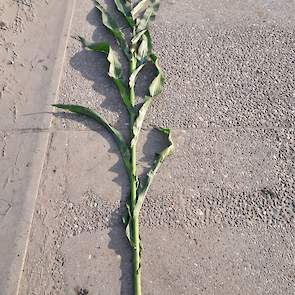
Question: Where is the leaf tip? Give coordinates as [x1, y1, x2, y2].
[52, 104, 67, 110]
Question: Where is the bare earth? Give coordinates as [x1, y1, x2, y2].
[1, 0, 295, 295]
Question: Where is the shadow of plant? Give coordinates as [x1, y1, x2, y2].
[53, 111, 132, 295]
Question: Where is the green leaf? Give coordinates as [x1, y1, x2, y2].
[133, 29, 153, 63]
[94, 1, 130, 58]
[134, 30, 153, 63]
[113, 79, 132, 112]
[134, 128, 173, 216]
[130, 54, 164, 148]
[137, 33, 149, 63]
[149, 53, 165, 97]
[107, 47, 122, 79]
[107, 48, 133, 113]
[78, 37, 121, 79]
[129, 64, 144, 89]
[78, 36, 110, 53]
[52, 104, 132, 176]
[145, 30, 153, 54]
[131, 29, 147, 45]
[113, 0, 135, 27]
[131, 0, 150, 19]
[136, 0, 160, 32]
[130, 96, 153, 147]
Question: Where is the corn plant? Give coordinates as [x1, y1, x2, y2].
[53, 0, 173, 294]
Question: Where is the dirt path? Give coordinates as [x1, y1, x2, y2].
[1, 0, 295, 294]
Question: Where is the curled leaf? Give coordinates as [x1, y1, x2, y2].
[137, 33, 149, 63]
[131, 0, 150, 19]
[130, 54, 165, 148]
[134, 30, 153, 64]
[107, 48, 133, 113]
[94, 1, 130, 58]
[131, 29, 147, 45]
[107, 47, 123, 79]
[78, 36, 109, 53]
[129, 64, 144, 89]
[123, 201, 136, 248]
[130, 96, 153, 147]
[52, 104, 132, 176]
[149, 53, 165, 97]
[113, 79, 132, 113]
[136, 0, 160, 32]
[134, 128, 174, 216]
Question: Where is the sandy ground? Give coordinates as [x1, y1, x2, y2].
[0, 0, 74, 294]
[1, 0, 295, 294]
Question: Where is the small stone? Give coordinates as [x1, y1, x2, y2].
[195, 209, 204, 216]
[0, 21, 7, 30]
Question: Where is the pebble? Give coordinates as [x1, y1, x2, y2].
[0, 21, 7, 30]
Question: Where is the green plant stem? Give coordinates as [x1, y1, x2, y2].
[129, 53, 141, 295]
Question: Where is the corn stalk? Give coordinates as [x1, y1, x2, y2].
[53, 1, 173, 294]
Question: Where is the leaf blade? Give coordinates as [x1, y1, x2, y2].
[94, 1, 130, 58]
[107, 46, 123, 79]
[149, 53, 165, 97]
[130, 96, 153, 147]
[78, 36, 110, 53]
[107, 48, 133, 113]
[136, 33, 149, 63]
[52, 104, 132, 176]
[131, 0, 150, 19]
[130, 54, 165, 148]
[136, 0, 160, 32]
[134, 30, 153, 65]
[134, 128, 173, 216]
[129, 64, 144, 89]
[131, 29, 147, 45]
